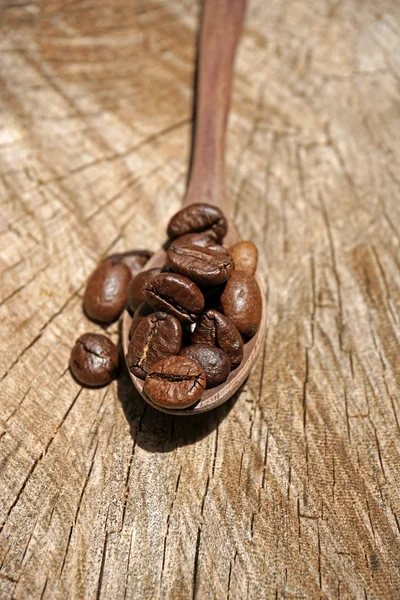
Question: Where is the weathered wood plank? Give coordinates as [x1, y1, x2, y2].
[0, 0, 400, 598]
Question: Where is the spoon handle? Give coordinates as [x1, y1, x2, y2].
[183, 0, 247, 222]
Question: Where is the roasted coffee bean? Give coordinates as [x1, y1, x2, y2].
[145, 273, 204, 324]
[229, 241, 258, 274]
[144, 356, 206, 409]
[192, 309, 243, 367]
[129, 302, 153, 339]
[83, 262, 131, 323]
[220, 271, 262, 337]
[166, 244, 233, 286]
[70, 333, 118, 387]
[104, 250, 152, 277]
[172, 232, 215, 248]
[179, 344, 230, 388]
[127, 312, 182, 379]
[127, 268, 161, 313]
[167, 203, 227, 241]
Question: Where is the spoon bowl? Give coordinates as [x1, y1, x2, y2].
[121, 246, 267, 415]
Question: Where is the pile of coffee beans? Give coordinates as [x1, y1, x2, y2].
[69, 203, 262, 411]
[126, 203, 261, 410]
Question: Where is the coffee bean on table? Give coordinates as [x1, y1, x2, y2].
[192, 309, 244, 368]
[144, 356, 206, 409]
[145, 272, 204, 324]
[127, 312, 182, 379]
[172, 232, 215, 248]
[127, 268, 161, 313]
[229, 241, 258, 275]
[220, 270, 262, 337]
[166, 244, 233, 286]
[104, 250, 153, 277]
[83, 262, 132, 323]
[167, 203, 227, 242]
[69, 333, 119, 387]
[129, 302, 153, 339]
[179, 344, 231, 388]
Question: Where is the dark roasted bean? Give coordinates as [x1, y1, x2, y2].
[220, 271, 262, 337]
[167, 203, 227, 241]
[104, 250, 152, 277]
[144, 356, 206, 409]
[126, 268, 160, 313]
[192, 309, 243, 367]
[229, 241, 258, 274]
[179, 344, 230, 388]
[70, 333, 118, 387]
[83, 262, 131, 323]
[127, 312, 182, 379]
[145, 273, 204, 324]
[166, 244, 233, 286]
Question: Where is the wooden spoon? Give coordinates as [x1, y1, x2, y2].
[122, 0, 267, 415]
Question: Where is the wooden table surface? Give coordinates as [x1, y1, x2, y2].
[1, 0, 400, 598]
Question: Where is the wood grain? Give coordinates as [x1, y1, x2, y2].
[1, 0, 400, 598]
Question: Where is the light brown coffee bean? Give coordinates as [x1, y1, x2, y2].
[229, 241, 258, 274]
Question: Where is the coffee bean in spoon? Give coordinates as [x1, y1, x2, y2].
[127, 312, 182, 379]
[145, 272, 204, 324]
[229, 241, 258, 275]
[144, 356, 206, 409]
[220, 270, 262, 337]
[126, 268, 161, 313]
[166, 244, 233, 286]
[192, 309, 243, 368]
[167, 203, 227, 242]
[104, 250, 153, 277]
[70, 333, 119, 387]
[83, 262, 131, 323]
[179, 344, 231, 388]
[129, 302, 153, 339]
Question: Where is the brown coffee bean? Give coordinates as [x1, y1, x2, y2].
[229, 241, 258, 274]
[104, 250, 153, 277]
[172, 232, 215, 248]
[69, 333, 118, 387]
[145, 272, 204, 324]
[127, 312, 182, 379]
[192, 309, 243, 367]
[167, 203, 227, 242]
[179, 344, 230, 388]
[166, 244, 233, 286]
[220, 271, 262, 337]
[127, 268, 161, 313]
[129, 302, 153, 339]
[83, 262, 131, 323]
[144, 356, 206, 409]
